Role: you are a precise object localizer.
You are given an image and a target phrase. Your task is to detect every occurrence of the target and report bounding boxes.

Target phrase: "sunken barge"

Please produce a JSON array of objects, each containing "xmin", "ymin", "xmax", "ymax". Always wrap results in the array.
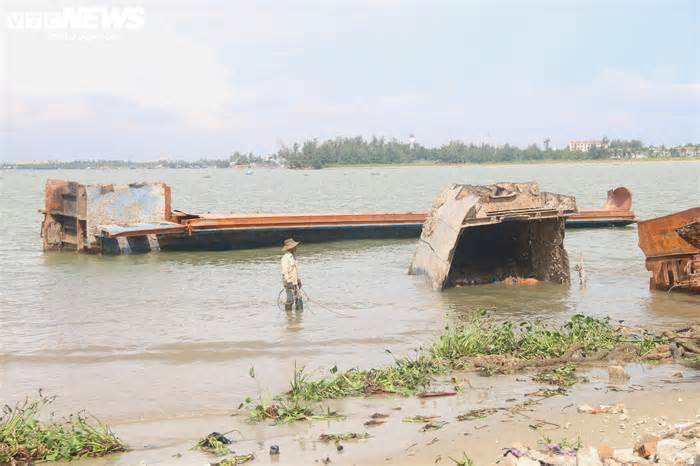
[
  {"xmin": 40, "ymin": 179, "xmax": 424, "ymax": 254},
  {"xmin": 40, "ymin": 179, "xmax": 637, "ymax": 255}
]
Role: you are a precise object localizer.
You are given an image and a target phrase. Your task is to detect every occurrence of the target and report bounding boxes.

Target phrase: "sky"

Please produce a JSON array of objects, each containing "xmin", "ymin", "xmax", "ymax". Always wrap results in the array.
[{"xmin": 1, "ymin": 0, "xmax": 698, "ymax": 161}]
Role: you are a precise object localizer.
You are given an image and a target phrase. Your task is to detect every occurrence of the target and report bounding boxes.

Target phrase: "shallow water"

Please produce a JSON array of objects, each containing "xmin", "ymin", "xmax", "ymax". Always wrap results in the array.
[{"xmin": 0, "ymin": 162, "xmax": 698, "ymax": 422}]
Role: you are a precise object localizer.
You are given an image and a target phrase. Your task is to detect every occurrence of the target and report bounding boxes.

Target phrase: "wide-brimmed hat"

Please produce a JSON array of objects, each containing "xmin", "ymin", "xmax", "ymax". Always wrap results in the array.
[{"xmin": 281, "ymin": 238, "xmax": 300, "ymax": 251}]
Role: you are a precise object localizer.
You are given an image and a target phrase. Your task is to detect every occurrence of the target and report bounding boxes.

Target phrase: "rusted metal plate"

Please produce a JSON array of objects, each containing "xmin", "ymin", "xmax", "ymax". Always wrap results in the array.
[
  {"xmin": 637, "ymin": 208, "xmax": 700, "ymax": 292},
  {"xmin": 84, "ymin": 182, "xmax": 171, "ymax": 248},
  {"xmin": 183, "ymin": 212, "xmax": 426, "ymax": 230},
  {"xmin": 42, "ymin": 180, "xmax": 171, "ymax": 251},
  {"xmin": 408, "ymin": 185, "xmax": 480, "ymax": 289},
  {"xmin": 100, "ymin": 222, "xmax": 186, "ymax": 238},
  {"xmin": 677, "ymin": 221, "xmax": 700, "ymax": 249},
  {"xmin": 604, "ymin": 187, "xmax": 632, "ymax": 211},
  {"xmin": 638, "ymin": 208, "xmax": 700, "ymax": 258},
  {"xmin": 569, "ymin": 187, "xmax": 636, "ymax": 225},
  {"xmin": 409, "ymin": 182, "xmax": 576, "ymax": 290}
]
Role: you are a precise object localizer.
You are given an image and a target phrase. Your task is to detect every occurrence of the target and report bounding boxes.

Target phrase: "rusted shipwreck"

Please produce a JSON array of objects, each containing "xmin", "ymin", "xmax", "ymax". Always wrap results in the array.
[
  {"xmin": 408, "ymin": 182, "xmax": 577, "ymax": 290},
  {"xmin": 567, "ymin": 187, "xmax": 636, "ymax": 227},
  {"xmin": 40, "ymin": 179, "xmax": 424, "ymax": 254},
  {"xmin": 637, "ymin": 208, "xmax": 700, "ymax": 293}
]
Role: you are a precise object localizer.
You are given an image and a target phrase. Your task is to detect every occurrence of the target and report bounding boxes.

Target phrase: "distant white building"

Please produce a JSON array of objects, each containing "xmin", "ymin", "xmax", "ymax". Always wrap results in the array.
[{"xmin": 569, "ymin": 139, "xmax": 609, "ymax": 152}]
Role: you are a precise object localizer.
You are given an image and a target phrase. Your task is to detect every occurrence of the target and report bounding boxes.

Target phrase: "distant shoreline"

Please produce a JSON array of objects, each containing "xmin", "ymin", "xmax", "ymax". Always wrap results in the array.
[
  {"xmin": 1, "ymin": 156, "xmax": 697, "ymax": 170},
  {"xmin": 321, "ymin": 156, "xmax": 698, "ymax": 169}
]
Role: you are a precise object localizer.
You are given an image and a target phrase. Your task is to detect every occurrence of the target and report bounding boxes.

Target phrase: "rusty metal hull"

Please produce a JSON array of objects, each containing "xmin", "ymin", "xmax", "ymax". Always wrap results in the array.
[
  {"xmin": 409, "ymin": 182, "xmax": 577, "ymax": 290},
  {"xmin": 98, "ymin": 212, "xmax": 425, "ymax": 254},
  {"xmin": 566, "ymin": 215, "xmax": 636, "ymax": 228},
  {"xmin": 566, "ymin": 187, "xmax": 636, "ymax": 228},
  {"xmin": 41, "ymin": 180, "xmax": 638, "ymax": 256},
  {"xmin": 637, "ymin": 208, "xmax": 700, "ymax": 293},
  {"xmin": 155, "ymin": 223, "xmax": 422, "ymax": 252},
  {"xmin": 41, "ymin": 179, "xmax": 171, "ymax": 253}
]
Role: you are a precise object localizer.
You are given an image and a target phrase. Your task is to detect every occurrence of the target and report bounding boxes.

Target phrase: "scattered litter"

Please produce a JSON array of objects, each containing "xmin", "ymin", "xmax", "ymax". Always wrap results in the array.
[
  {"xmin": 318, "ymin": 432, "xmax": 370, "ymax": 442},
  {"xmin": 210, "ymin": 453, "xmax": 254, "ymax": 466},
  {"xmin": 371, "ymin": 412, "xmax": 389, "ymax": 419},
  {"xmin": 577, "ymin": 403, "xmax": 626, "ymax": 414},
  {"xmin": 421, "ymin": 421, "xmax": 448, "ymax": 432},
  {"xmin": 526, "ymin": 387, "xmax": 568, "ymax": 398},
  {"xmin": 607, "ymin": 365, "xmax": 630, "ymax": 383},
  {"xmin": 403, "ymin": 415, "xmax": 440, "ymax": 423},
  {"xmin": 457, "ymin": 408, "xmax": 500, "ymax": 421},
  {"xmin": 364, "ymin": 419, "xmax": 386, "ymax": 427},
  {"xmin": 269, "ymin": 445, "xmax": 280, "ymax": 455},
  {"xmin": 417, "ymin": 391, "xmax": 457, "ymax": 398}
]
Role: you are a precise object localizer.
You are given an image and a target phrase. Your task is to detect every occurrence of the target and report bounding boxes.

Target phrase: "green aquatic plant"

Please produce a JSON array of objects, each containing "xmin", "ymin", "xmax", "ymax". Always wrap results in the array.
[
  {"xmin": 532, "ymin": 364, "xmax": 579, "ymax": 387},
  {"xmin": 456, "ymin": 408, "xmax": 500, "ymax": 421},
  {"xmin": 246, "ymin": 398, "xmax": 343, "ymax": 424},
  {"xmin": 682, "ymin": 355, "xmax": 700, "ymax": 369},
  {"xmin": 0, "ymin": 392, "xmax": 125, "ymax": 464},
  {"xmin": 193, "ymin": 432, "xmax": 235, "ymax": 457},
  {"xmin": 318, "ymin": 432, "xmax": 370, "ymax": 442},
  {"xmin": 637, "ymin": 336, "xmax": 667, "ymax": 354},
  {"xmin": 449, "ymin": 452, "xmax": 475, "ymax": 466},
  {"xmin": 287, "ymin": 353, "xmax": 443, "ymax": 401},
  {"xmin": 431, "ymin": 314, "xmax": 622, "ymax": 365},
  {"xmin": 242, "ymin": 314, "xmax": 668, "ymax": 424},
  {"xmin": 211, "ymin": 453, "xmax": 255, "ymax": 465}
]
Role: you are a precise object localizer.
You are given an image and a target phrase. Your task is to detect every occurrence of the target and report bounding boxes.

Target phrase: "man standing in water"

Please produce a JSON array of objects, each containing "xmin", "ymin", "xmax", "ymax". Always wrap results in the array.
[{"xmin": 281, "ymin": 238, "xmax": 303, "ymax": 311}]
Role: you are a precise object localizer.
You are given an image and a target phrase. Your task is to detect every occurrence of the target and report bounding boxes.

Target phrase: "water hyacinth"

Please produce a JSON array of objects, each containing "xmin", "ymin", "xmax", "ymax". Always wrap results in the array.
[{"xmin": 0, "ymin": 392, "xmax": 125, "ymax": 464}]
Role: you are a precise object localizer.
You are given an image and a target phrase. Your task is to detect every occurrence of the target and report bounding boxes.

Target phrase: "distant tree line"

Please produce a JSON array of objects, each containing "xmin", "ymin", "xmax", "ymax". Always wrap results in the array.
[
  {"xmin": 276, "ymin": 137, "xmax": 692, "ymax": 168},
  {"xmin": 2, "ymin": 138, "xmax": 697, "ymax": 170}
]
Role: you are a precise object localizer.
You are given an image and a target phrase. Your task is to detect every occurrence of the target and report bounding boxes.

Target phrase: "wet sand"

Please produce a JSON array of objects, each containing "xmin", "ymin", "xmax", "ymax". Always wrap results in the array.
[{"xmin": 70, "ymin": 362, "xmax": 700, "ymax": 466}]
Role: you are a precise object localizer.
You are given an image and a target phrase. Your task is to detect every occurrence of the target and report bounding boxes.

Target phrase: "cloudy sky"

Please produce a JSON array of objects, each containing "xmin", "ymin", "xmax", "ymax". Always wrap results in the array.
[{"xmin": 1, "ymin": 0, "xmax": 698, "ymax": 161}]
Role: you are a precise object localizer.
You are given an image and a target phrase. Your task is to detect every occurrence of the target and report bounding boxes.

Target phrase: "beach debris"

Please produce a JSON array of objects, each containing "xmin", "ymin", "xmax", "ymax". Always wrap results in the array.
[
  {"xmin": 403, "ymin": 415, "xmax": 440, "ymax": 423},
  {"xmin": 409, "ymin": 182, "xmax": 576, "ymax": 290},
  {"xmin": 526, "ymin": 387, "xmax": 568, "ymax": 398},
  {"xmin": 318, "ymin": 432, "xmax": 370, "ymax": 442},
  {"xmin": 364, "ymin": 419, "xmax": 386, "ymax": 427},
  {"xmin": 634, "ymin": 437, "xmax": 658, "ymax": 459},
  {"xmin": 577, "ymin": 403, "xmax": 626, "ymax": 415},
  {"xmin": 575, "ymin": 447, "xmax": 601, "ymax": 466},
  {"xmin": 370, "ymin": 412, "xmax": 389, "ymax": 418},
  {"xmin": 456, "ymin": 408, "xmax": 500, "ymax": 421},
  {"xmin": 210, "ymin": 454, "xmax": 254, "ymax": 466},
  {"xmin": 417, "ymin": 391, "xmax": 457, "ymax": 398},
  {"xmin": 421, "ymin": 421, "xmax": 448, "ymax": 432},
  {"xmin": 195, "ymin": 432, "xmax": 234, "ymax": 456},
  {"xmin": 655, "ymin": 438, "xmax": 695, "ymax": 464},
  {"xmin": 500, "ymin": 421, "xmax": 700, "ymax": 465},
  {"xmin": 533, "ymin": 364, "xmax": 581, "ymax": 387},
  {"xmin": 336, "ymin": 444, "xmax": 343, "ymax": 451},
  {"xmin": 269, "ymin": 444, "xmax": 280, "ymax": 455},
  {"xmin": 642, "ymin": 344, "xmax": 673, "ymax": 360},
  {"xmin": 607, "ymin": 365, "xmax": 630, "ymax": 383},
  {"xmin": 611, "ymin": 448, "xmax": 645, "ymax": 464}
]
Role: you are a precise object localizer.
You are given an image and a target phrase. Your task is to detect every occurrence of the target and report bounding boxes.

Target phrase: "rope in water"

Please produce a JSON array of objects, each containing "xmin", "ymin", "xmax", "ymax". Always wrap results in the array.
[{"xmin": 276, "ymin": 287, "xmax": 353, "ymax": 318}]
